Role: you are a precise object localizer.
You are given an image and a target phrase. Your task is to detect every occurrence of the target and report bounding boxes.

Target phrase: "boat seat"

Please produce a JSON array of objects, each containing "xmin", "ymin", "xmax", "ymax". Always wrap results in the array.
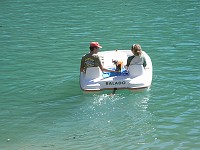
[
  {"xmin": 85, "ymin": 67, "xmax": 102, "ymax": 80},
  {"xmin": 129, "ymin": 65, "xmax": 145, "ymax": 78}
]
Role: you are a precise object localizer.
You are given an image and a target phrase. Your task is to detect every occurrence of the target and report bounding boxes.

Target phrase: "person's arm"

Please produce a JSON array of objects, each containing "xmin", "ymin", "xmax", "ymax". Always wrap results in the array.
[
  {"xmin": 80, "ymin": 57, "xmax": 86, "ymax": 73},
  {"xmin": 143, "ymin": 57, "xmax": 147, "ymax": 68},
  {"xmin": 124, "ymin": 65, "xmax": 128, "ymax": 70},
  {"xmin": 100, "ymin": 66, "xmax": 117, "ymax": 72},
  {"xmin": 142, "ymin": 56, "xmax": 149, "ymax": 69},
  {"xmin": 125, "ymin": 57, "xmax": 131, "ymax": 70},
  {"xmin": 80, "ymin": 67, "xmax": 85, "ymax": 73},
  {"xmin": 95, "ymin": 56, "xmax": 117, "ymax": 72}
]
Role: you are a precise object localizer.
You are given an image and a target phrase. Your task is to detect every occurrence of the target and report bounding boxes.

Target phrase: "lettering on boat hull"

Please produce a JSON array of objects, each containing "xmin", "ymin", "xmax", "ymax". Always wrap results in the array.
[{"xmin": 105, "ymin": 81, "xmax": 126, "ymax": 86}]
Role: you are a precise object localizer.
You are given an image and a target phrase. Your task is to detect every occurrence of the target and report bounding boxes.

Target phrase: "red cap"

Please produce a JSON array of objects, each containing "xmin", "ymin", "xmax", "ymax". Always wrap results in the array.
[{"xmin": 90, "ymin": 42, "xmax": 102, "ymax": 48}]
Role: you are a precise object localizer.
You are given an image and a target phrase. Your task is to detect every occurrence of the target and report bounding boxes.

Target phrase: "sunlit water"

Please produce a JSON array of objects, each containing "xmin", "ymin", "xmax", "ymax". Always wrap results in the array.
[{"xmin": 0, "ymin": 0, "xmax": 200, "ymax": 149}]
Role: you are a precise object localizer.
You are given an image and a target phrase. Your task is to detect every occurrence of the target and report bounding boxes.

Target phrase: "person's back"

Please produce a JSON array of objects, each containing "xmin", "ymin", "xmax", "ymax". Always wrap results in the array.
[
  {"xmin": 129, "ymin": 54, "xmax": 145, "ymax": 66},
  {"xmin": 126, "ymin": 44, "xmax": 147, "ymax": 68},
  {"xmin": 81, "ymin": 53, "xmax": 101, "ymax": 69},
  {"xmin": 80, "ymin": 42, "xmax": 117, "ymax": 73}
]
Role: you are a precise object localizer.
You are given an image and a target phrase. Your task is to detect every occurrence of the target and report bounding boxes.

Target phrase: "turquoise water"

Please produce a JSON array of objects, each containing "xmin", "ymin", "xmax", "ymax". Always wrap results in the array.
[{"xmin": 0, "ymin": 0, "xmax": 200, "ymax": 149}]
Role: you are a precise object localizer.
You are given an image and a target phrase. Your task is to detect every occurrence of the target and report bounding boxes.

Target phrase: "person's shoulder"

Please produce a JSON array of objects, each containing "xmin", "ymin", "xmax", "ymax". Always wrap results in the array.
[
  {"xmin": 92, "ymin": 54, "xmax": 100, "ymax": 58},
  {"xmin": 82, "ymin": 53, "xmax": 90, "ymax": 58},
  {"xmin": 141, "ymin": 53, "xmax": 145, "ymax": 58},
  {"xmin": 128, "ymin": 55, "xmax": 135, "ymax": 59},
  {"xmin": 141, "ymin": 51, "xmax": 145, "ymax": 56}
]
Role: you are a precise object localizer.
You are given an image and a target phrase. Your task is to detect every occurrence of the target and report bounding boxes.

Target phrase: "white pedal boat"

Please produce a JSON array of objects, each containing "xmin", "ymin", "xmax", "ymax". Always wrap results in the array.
[{"xmin": 80, "ymin": 50, "xmax": 152, "ymax": 91}]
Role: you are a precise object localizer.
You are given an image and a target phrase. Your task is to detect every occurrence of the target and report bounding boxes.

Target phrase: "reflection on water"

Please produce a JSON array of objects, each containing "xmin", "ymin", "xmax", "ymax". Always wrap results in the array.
[
  {"xmin": 93, "ymin": 93, "xmax": 125, "ymax": 105},
  {"xmin": 67, "ymin": 91, "xmax": 156, "ymax": 149},
  {"xmin": 137, "ymin": 95, "xmax": 150, "ymax": 111}
]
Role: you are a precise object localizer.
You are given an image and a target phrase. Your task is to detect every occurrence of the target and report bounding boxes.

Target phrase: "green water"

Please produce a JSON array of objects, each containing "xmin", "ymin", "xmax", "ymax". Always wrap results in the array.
[{"xmin": 0, "ymin": 0, "xmax": 200, "ymax": 149}]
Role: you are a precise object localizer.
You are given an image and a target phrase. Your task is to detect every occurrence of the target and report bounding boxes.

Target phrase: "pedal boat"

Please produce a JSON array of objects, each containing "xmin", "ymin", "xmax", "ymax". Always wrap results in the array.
[{"xmin": 80, "ymin": 50, "xmax": 152, "ymax": 91}]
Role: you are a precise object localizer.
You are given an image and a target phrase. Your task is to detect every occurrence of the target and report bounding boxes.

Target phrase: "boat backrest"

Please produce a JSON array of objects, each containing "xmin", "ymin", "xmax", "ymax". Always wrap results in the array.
[
  {"xmin": 85, "ymin": 67, "xmax": 102, "ymax": 80},
  {"xmin": 129, "ymin": 65, "xmax": 145, "ymax": 78}
]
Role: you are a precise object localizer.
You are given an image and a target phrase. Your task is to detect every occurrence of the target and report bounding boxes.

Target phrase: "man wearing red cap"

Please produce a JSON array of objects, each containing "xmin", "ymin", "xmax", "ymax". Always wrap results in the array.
[{"xmin": 80, "ymin": 42, "xmax": 116, "ymax": 73}]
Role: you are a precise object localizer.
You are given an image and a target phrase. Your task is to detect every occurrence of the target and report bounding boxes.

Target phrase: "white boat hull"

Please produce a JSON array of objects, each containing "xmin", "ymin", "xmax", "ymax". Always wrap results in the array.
[{"xmin": 80, "ymin": 50, "xmax": 152, "ymax": 91}]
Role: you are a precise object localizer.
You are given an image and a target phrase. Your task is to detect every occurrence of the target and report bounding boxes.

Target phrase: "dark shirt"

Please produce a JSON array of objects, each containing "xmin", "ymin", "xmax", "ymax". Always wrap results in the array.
[{"xmin": 80, "ymin": 53, "xmax": 102, "ymax": 71}]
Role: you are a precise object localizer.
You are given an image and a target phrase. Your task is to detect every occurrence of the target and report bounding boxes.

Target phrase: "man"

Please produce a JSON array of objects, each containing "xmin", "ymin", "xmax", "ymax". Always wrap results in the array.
[{"xmin": 80, "ymin": 42, "xmax": 116, "ymax": 73}]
